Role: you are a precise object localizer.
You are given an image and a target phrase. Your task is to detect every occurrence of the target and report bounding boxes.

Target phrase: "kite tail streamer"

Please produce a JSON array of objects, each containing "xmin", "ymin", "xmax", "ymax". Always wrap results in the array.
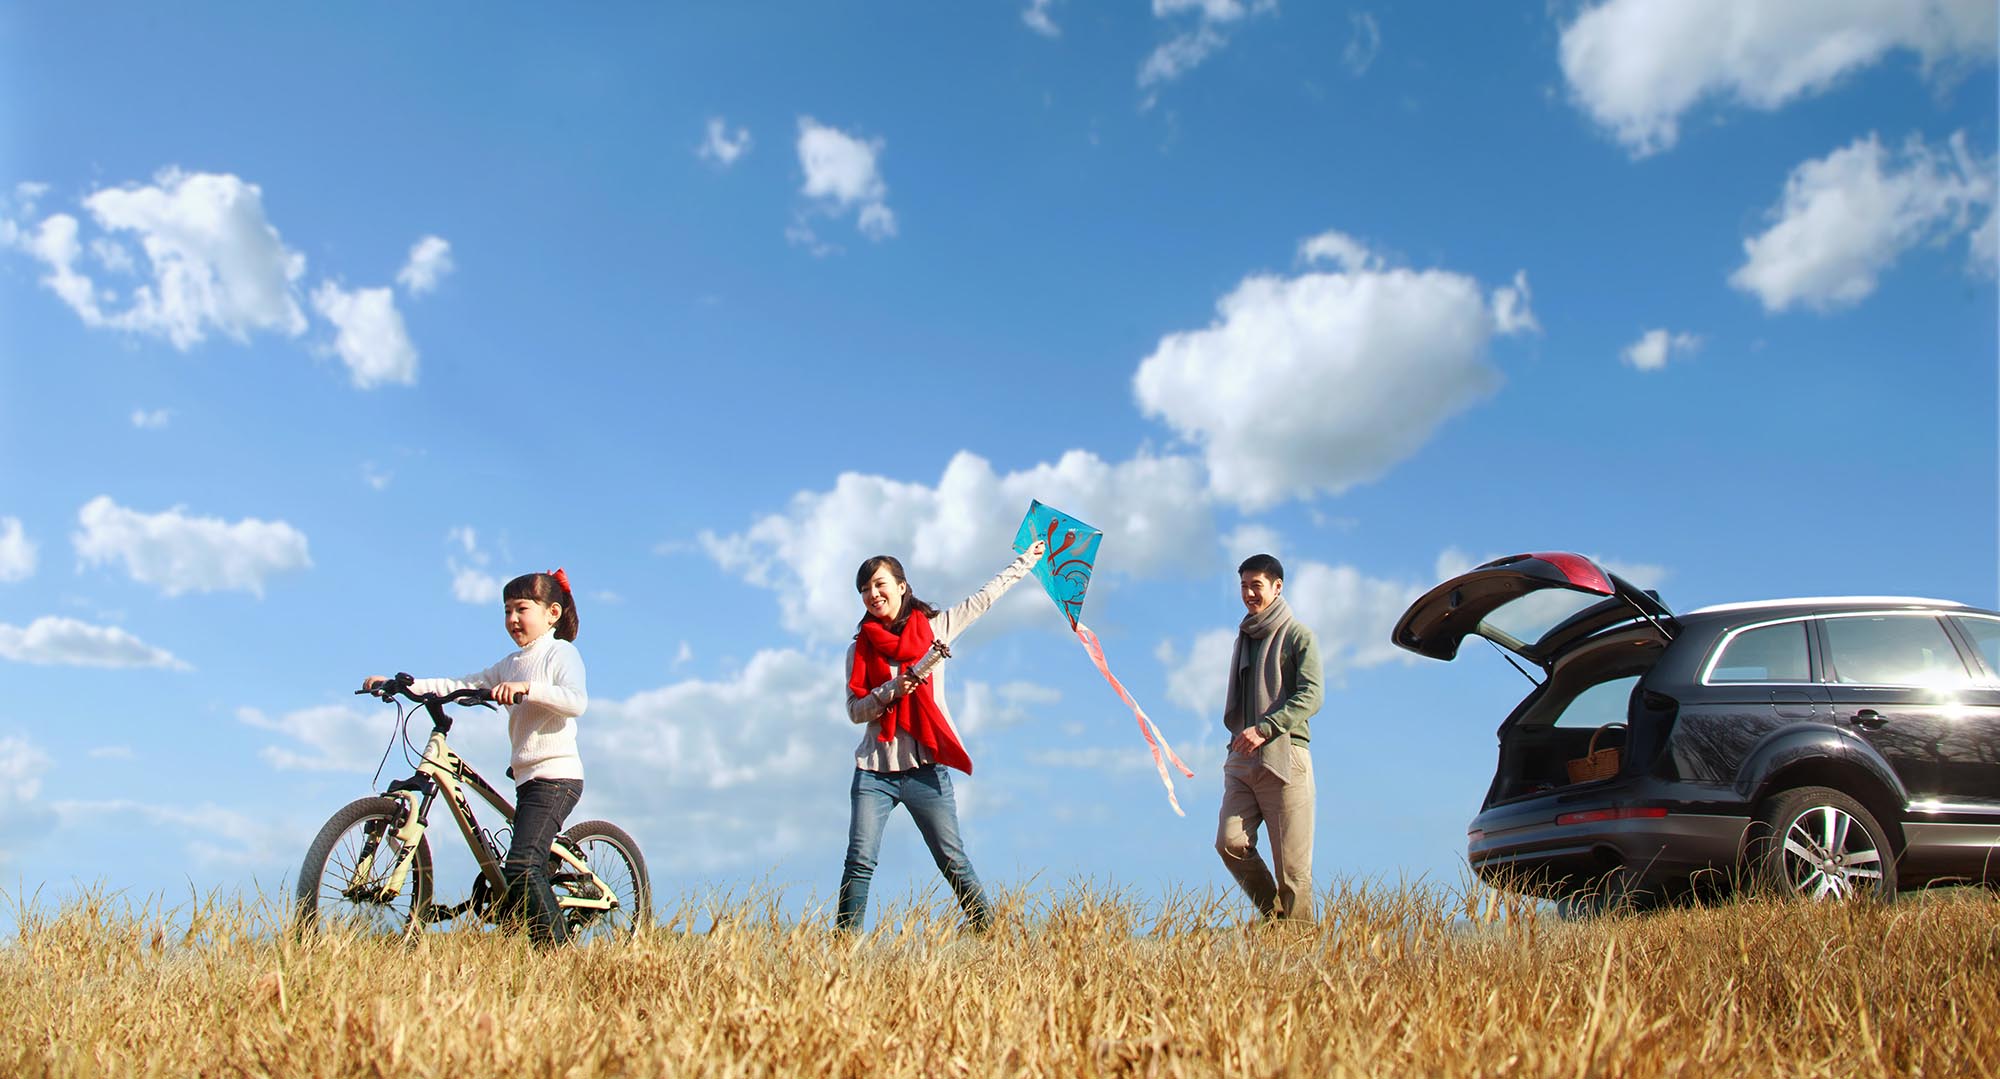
[{"xmin": 1074, "ymin": 621, "xmax": 1194, "ymax": 816}]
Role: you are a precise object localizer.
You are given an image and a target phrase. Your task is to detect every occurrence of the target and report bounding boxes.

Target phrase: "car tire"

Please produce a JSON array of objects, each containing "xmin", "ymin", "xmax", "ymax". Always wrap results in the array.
[{"xmin": 1748, "ymin": 785, "xmax": 1898, "ymax": 902}]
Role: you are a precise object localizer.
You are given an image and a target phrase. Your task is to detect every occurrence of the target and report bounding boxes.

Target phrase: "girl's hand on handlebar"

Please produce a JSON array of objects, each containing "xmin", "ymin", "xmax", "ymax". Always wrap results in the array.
[
  {"xmin": 362, "ymin": 675, "xmax": 388, "ymax": 692},
  {"xmin": 490, "ymin": 681, "xmax": 531, "ymax": 705}
]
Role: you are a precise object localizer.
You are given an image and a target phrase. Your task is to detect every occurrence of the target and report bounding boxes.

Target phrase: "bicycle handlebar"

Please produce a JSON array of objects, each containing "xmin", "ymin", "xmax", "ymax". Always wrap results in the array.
[{"xmin": 354, "ymin": 674, "xmax": 516, "ymax": 708}]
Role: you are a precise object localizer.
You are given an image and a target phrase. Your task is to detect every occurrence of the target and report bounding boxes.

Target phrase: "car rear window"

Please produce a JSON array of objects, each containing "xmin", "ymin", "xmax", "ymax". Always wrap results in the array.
[
  {"xmin": 1950, "ymin": 616, "xmax": 2000, "ymax": 678},
  {"xmin": 1475, "ymin": 590, "xmax": 1606, "ymax": 651},
  {"xmin": 1823, "ymin": 614, "xmax": 1972, "ymax": 687},
  {"xmin": 1709, "ymin": 621, "xmax": 1810, "ymax": 683}
]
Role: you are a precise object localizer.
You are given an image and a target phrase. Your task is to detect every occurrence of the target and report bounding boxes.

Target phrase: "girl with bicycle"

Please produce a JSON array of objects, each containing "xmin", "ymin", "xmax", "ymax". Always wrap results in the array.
[
  {"xmin": 837, "ymin": 539, "xmax": 1043, "ymax": 932},
  {"xmin": 364, "ymin": 569, "xmax": 586, "ymax": 946}
]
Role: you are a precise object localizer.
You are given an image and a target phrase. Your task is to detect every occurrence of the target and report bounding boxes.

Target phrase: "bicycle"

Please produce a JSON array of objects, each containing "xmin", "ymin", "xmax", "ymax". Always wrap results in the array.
[{"xmin": 294, "ymin": 673, "xmax": 650, "ymax": 944}]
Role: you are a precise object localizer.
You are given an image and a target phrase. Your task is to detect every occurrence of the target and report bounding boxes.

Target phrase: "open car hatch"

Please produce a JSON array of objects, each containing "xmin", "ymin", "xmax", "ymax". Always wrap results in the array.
[{"xmin": 1392, "ymin": 552, "xmax": 1675, "ymax": 668}]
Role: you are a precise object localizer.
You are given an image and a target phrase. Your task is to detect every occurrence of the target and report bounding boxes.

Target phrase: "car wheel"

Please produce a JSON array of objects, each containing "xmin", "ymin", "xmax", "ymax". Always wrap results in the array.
[{"xmin": 1749, "ymin": 785, "xmax": 1898, "ymax": 902}]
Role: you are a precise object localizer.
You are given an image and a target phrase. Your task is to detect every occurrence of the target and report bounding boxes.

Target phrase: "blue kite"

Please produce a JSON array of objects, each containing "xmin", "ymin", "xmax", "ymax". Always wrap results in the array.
[{"xmin": 1014, "ymin": 500, "xmax": 1194, "ymax": 814}]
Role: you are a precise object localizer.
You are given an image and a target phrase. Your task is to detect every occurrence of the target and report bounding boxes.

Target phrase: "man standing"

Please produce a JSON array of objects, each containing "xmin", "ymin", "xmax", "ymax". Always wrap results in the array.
[{"xmin": 1215, "ymin": 553, "xmax": 1323, "ymax": 920}]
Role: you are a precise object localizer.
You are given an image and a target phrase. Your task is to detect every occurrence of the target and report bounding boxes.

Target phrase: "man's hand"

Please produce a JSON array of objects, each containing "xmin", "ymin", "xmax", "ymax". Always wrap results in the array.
[{"xmin": 1230, "ymin": 725, "xmax": 1269, "ymax": 755}]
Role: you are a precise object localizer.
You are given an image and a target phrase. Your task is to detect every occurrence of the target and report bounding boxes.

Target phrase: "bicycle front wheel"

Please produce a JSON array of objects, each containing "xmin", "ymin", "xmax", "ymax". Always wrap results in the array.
[
  {"xmin": 296, "ymin": 796, "xmax": 433, "ymax": 938},
  {"xmin": 555, "ymin": 819, "xmax": 650, "ymax": 944}
]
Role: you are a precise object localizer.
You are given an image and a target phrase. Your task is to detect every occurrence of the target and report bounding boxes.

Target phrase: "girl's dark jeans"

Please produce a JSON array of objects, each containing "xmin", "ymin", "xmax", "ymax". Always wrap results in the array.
[{"xmin": 503, "ymin": 777, "xmax": 583, "ymax": 947}]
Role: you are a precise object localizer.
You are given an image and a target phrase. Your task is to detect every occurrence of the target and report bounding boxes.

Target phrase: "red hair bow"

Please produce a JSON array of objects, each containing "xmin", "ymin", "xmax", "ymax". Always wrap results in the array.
[{"xmin": 551, "ymin": 567, "xmax": 571, "ymax": 594}]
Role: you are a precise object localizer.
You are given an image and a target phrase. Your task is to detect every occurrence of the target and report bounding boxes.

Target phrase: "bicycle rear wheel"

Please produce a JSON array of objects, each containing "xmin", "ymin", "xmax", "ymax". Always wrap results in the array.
[
  {"xmin": 296, "ymin": 796, "xmax": 433, "ymax": 937},
  {"xmin": 554, "ymin": 819, "xmax": 650, "ymax": 944}
]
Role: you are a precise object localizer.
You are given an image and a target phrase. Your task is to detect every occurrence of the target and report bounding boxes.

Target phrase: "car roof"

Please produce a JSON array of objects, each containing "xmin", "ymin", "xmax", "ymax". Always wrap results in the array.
[{"xmin": 1682, "ymin": 596, "xmax": 1990, "ymax": 619}]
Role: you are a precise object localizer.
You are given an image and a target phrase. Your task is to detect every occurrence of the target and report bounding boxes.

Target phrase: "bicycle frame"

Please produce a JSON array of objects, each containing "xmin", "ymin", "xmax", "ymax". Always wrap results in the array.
[{"xmin": 351, "ymin": 700, "xmax": 615, "ymax": 921}]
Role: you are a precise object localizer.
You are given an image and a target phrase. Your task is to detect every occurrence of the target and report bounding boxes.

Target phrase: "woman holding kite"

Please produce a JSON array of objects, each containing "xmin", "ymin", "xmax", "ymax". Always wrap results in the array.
[{"xmin": 836, "ymin": 539, "xmax": 1043, "ymax": 932}]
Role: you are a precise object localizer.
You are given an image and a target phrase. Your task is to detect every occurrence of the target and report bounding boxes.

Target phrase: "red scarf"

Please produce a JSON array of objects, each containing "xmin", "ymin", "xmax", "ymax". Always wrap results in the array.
[{"xmin": 850, "ymin": 613, "xmax": 972, "ymax": 774}]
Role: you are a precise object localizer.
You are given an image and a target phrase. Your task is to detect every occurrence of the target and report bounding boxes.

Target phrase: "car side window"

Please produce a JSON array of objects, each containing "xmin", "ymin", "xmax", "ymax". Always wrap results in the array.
[
  {"xmin": 1950, "ymin": 617, "xmax": 2000, "ymax": 679},
  {"xmin": 1708, "ymin": 622, "xmax": 1810, "ymax": 683},
  {"xmin": 1822, "ymin": 615, "xmax": 1971, "ymax": 687},
  {"xmin": 1551, "ymin": 675, "xmax": 1641, "ymax": 729}
]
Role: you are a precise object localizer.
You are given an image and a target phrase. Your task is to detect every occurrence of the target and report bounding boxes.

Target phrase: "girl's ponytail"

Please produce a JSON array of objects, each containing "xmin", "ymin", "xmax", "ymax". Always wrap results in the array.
[{"xmin": 504, "ymin": 569, "xmax": 580, "ymax": 642}]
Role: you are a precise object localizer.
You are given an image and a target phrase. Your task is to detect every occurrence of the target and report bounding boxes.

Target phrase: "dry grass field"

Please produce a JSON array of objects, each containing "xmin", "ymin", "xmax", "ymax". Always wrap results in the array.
[{"xmin": 4, "ymin": 882, "xmax": 1995, "ymax": 1078}]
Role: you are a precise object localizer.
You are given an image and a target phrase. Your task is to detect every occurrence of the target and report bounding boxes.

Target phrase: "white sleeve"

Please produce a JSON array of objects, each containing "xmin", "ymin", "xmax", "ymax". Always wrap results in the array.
[
  {"xmin": 530, "ymin": 644, "xmax": 588, "ymax": 718},
  {"xmin": 934, "ymin": 548, "xmax": 1037, "ymax": 645}
]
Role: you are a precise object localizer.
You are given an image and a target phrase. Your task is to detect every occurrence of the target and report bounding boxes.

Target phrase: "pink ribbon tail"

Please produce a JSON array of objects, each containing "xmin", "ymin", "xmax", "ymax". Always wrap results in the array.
[{"xmin": 1074, "ymin": 621, "xmax": 1194, "ymax": 816}]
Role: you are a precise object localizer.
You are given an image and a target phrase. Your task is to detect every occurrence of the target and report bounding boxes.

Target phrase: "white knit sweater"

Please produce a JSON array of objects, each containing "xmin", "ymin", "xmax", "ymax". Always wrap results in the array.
[{"xmin": 410, "ymin": 631, "xmax": 587, "ymax": 783}]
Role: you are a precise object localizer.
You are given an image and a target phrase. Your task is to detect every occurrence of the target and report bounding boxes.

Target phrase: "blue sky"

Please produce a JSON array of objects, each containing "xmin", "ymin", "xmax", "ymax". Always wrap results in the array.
[{"xmin": 1, "ymin": 2, "xmax": 1994, "ymax": 923}]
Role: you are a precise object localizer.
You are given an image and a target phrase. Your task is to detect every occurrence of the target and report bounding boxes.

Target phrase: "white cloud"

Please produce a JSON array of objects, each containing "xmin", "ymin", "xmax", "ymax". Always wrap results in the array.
[
  {"xmin": 702, "ymin": 448, "xmax": 1215, "ymax": 642},
  {"xmin": 52, "ymin": 798, "xmax": 290, "ymax": 867},
  {"xmin": 1282, "ymin": 560, "xmax": 1429, "ymax": 685},
  {"xmin": 88, "ymin": 745, "xmax": 135, "ymax": 760},
  {"xmin": 1622, "ymin": 328, "xmax": 1702, "ymax": 371},
  {"xmin": 452, "ymin": 567, "xmax": 502, "ymax": 605},
  {"xmin": 446, "ymin": 525, "xmax": 502, "ymax": 605},
  {"xmin": 0, "ymin": 736, "xmax": 51, "ymax": 802},
  {"xmin": 1023, "ymin": 0, "xmax": 1062, "ymax": 37},
  {"xmin": 699, "ymin": 118, "xmax": 753, "ymax": 166},
  {"xmin": 1133, "ymin": 233, "xmax": 1521, "ymax": 510},
  {"xmin": 90, "ymin": 236, "xmax": 136, "ymax": 274},
  {"xmin": 795, "ymin": 117, "xmax": 897, "ymax": 243},
  {"xmin": 13, "ymin": 169, "xmax": 309, "ymax": 347},
  {"xmin": 1154, "ymin": 0, "xmax": 1261, "ymax": 23},
  {"xmin": 583, "ymin": 649, "xmax": 856, "ymax": 872},
  {"xmin": 1973, "ymin": 206, "xmax": 2000, "ymax": 273},
  {"xmin": 0, "ymin": 517, "xmax": 36, "ymax": 582},
  {"xmin": 1221, "ymin": 524, "xmax": 1284, "ymax": 563},
  {"xmin": 73, "ymin": 496, "xmax": 310, "ymax": 598},
  {"xmin": 0, "ymin": 735, "xmax": 55, "ymax": 863},
  {"xmin": 1139, "ymin": 0, "xmax": 1276, "ymax": 99},
  {"xmin": 1343, "ymin": 12, "xmax": 1382, "ymax": 76},
  {"xmin": 955, "ymin": 680, "xmax": 1062, "ymax": 737},
  {"xmin": 1490, "ymin": 270, "xmax": 1541, "ymax": 335},
  {"xmin": 0, "ymin": 616, "xmax": 188, "ymax": 669},
  {"xmin": 1023, "ymin": 746, "xmax": 1159, "ymax": 773},
  {"xmin": 1298, "ymin": 229, "xmax": 1382, "ymax": 273},
  {"xmin": 1731, "ymin": 131, "xmax": 1995, "ymax": 312},
  {"xmin": 1140, "ymin": 25, "xmax": 1228, "ymax": 91},
  {"xmin": 396, "ymin": 235, "xmax": 454, "ymax": 296},
  {"xmin": 311, "ymin": 280, "xmax": 418, "ymax": 388},
  {"xmin": 1158, "ymin": 627, "xmax": 1237, "ymax": 718},
  {"xmin": 130, "ymin": 408, "xmax": 171, "ymax": 429},
  {"xmin": 239, "ymin": 704, "xmax": 392, "ymax": 773},
  {"xmin": 1158, "ymin": 556, "xmax": 1432, "ymax": 719},
  {"xmin": 14, "ymin": 213, "xmax": 103, "ymax": 324},
  {"xmin": 1559, "ymin": 0, "xmax": 1997, "ymax": 156},
  {"xmin": 363, "ymin": 463, "xmax": 393, "ymax": 491}
]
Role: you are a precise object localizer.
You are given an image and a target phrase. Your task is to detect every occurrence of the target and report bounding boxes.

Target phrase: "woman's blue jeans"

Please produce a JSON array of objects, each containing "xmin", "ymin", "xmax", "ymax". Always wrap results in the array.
[{"xmin": 836, "ymin": 766, "xmax": 990, "ymax": 931}]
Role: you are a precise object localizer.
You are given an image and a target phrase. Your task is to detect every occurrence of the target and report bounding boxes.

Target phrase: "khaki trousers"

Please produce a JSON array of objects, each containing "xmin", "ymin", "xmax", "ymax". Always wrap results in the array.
[{"xmin": 1215, "ymin": 741, "xmax": 1315, "ymax": 920}]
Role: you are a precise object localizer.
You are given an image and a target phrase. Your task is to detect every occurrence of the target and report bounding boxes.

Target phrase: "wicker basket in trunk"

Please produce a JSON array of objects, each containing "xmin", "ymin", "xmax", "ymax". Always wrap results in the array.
[{"xmin": 1565, "ymin": 722, "xmax": 1626, "ymax": 784}]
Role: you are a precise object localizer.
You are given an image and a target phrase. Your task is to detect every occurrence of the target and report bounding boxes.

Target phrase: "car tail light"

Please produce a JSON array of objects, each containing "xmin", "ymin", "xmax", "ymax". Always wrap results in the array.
[
  {"xmin": 1555, "ymin": 807, "xmax": 1669, "ymax": 826},
  {"xmin": 1527, "ymin": 551, "xmax": 1614, "ymax": 595}
]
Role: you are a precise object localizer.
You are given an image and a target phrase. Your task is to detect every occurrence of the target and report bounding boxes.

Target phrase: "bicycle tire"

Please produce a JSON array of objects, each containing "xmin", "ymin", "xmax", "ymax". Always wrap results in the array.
[
  {"xmin": 295, "ymin": 795, "xmax": 434, "ymax": 938},
  {"xmin": 555, "ymin": 819, "xmax": 650, "ymax": 944}
]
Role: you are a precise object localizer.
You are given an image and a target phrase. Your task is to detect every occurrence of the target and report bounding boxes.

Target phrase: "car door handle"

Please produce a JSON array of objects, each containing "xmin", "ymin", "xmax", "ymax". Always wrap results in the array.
[{"xmin": 1849, "ymin": 709, "xmax": 1888, "ymax": 729}]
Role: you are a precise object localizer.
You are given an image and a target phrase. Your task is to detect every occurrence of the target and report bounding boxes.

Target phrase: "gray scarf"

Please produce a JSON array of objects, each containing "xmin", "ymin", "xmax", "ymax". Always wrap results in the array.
[{"xmin": 1224, "ymin": 595, "xmax": 1296, "ymax": 781}]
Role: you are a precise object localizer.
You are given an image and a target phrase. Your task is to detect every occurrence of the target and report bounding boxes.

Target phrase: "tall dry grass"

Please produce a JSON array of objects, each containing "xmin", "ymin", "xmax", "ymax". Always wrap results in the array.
[{"xmin": 4, "ymin": 882, "xmax": 1995, "ymax": 1078}]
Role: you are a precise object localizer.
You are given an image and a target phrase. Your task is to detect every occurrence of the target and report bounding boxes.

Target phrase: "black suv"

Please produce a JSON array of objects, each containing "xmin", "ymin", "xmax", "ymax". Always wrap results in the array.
[{"xmin": 1393, "ymin": 552, "xmax": 2000, "ymax": 904}]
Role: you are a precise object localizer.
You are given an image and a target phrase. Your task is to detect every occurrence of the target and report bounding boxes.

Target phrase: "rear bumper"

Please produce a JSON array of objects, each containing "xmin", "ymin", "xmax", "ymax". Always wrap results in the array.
[{"xmin": 1469, "ymin": 794, "xmax": 1747, "ymax": 892}]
